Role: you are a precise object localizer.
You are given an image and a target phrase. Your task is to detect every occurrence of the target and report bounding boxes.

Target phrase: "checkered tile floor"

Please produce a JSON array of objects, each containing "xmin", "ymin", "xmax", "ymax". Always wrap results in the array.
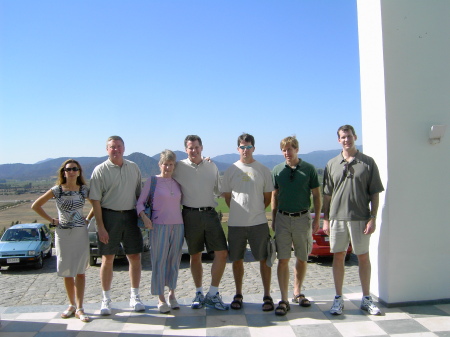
[{"xmin": 1, "ymin": 287, "xmax": 450, "ymax": 337}]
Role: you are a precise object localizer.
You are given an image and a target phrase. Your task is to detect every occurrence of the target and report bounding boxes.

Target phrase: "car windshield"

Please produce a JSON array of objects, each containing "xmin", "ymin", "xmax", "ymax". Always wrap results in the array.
[{"xmin": 1, "ymin": 228, "xmax": 41, "ymax": 241}]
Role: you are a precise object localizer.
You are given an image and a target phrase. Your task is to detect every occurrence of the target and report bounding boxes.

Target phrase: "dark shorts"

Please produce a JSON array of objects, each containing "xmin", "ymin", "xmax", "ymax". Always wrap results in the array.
[
  {"xmin": 228, "ymin": 223, "xmax": 270, "ymax": 262},
  {"xmin": 182, "ymin": 208, "xmax": 228, "ymax": 255},
  {"xmin": 98, "ymin": 208, "xmax": 143, "ymax": 255}
]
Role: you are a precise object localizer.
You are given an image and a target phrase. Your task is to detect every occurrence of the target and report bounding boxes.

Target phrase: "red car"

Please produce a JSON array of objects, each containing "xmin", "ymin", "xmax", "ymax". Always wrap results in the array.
[{"xmin": 308, "ymin": 213, "xmax": 352, "ymax": 261}]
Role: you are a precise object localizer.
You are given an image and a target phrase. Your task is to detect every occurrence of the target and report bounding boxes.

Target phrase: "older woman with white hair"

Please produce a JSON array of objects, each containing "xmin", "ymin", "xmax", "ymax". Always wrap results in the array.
[{"xmin": 136, "ymin": 149, "xmax": 184, "ymax": 313}]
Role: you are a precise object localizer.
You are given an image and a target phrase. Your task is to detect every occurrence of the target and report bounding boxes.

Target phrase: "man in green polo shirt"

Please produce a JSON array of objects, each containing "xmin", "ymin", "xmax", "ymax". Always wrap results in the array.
[{"xmin": 271, "ymin": 136, "xmax": 321, "ymax": 316}]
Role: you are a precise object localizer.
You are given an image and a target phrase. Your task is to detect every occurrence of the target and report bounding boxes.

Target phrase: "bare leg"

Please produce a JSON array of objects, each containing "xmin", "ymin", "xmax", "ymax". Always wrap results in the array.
[
  {"xmin": 277, "ymin": 258, "xmax": 290, "ymax": 301},
  {"xmin": 127, "ymin": 253, "xmax": 142, "ymax": 289},
  {"xmin": 232, "ymin": 260, "xmax": 244, "ymax": 295},
  {"xmin": 190, "ymin": 252, "xmax": 203, "ymax": 288},
  {"xmin": 169, "ymin": 289, "xmax": 176, "ymax": 300},
  {"xmin": 63, "ymin": 277, "xmax": 76, "ymax": 307},
  {"xmin": 293, "ymin": 258, "xmax": 308, "ymax": 296},
  {"xmin": 210, "ymin": 250, "xmax": 227, "ymax": 287},
  {"xmin": 357, "ymin": 252, "xmax": 371, "ymax": 296},
  {"xmin": 74, "ymin": 274, "xmax": 86, "ymax": 309},
  {"xmin": 260, "ymin": 260, "xmax": 272, "ymax": 297},
  {"xmin": 332, "ymin": 251, "xmax": 347, "ymax": 295},
  {"xmin": 100, "ymin": 255, "xmax": 115, "ymax": 291}
]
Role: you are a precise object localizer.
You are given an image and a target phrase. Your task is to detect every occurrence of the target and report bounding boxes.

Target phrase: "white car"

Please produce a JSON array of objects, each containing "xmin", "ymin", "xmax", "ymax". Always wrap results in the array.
[{"xmin": 181, "ymin": 238, "xmax": 213, "ymax": 259}]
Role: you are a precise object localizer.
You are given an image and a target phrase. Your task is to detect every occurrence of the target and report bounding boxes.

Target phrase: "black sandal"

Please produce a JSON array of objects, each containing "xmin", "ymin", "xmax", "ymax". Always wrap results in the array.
[
  {"xmin": 262, "ymin": 295, "xmax": 275, "ymax": 311},
  {"xmin": 294, "ymin": 294, "xmax": 311, "ymax": 307},
  {"xmin": 275, "ymin": 300, "xmax": 290, "ymax": 316},
  {"xmin": 231, "ymin": 294, "xmax": 243, "ymax": 310}
]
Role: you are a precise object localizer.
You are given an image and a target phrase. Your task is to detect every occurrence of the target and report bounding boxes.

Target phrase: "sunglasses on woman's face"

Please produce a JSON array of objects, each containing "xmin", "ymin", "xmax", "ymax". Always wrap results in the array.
[{"xmin": 64, "ymin": 167, "xmax": 80, "ymax": 172}]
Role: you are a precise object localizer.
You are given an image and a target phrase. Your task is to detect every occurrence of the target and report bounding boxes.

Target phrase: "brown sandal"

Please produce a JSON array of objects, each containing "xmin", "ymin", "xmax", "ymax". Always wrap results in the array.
[
  {"xmin": 275, "ymin": 300, "xmax": 290, "ymax": 316},
  {"xmin": 262, "ymin": 296, "xmax": 274, "ymax": 311},
  {"xmin": 231, "ymin": 294, "xmax": 243, "ymax": 310},
  {"xmin": 293, "ymin": 294, "xmax": 311, "ymax": 307}
]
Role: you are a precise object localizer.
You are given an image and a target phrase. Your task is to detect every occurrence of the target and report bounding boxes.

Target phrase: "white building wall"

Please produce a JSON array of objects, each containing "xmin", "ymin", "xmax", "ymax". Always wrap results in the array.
[{"xmin": 357, "ymin": 0, "xmax": 450, "ymax": 304}]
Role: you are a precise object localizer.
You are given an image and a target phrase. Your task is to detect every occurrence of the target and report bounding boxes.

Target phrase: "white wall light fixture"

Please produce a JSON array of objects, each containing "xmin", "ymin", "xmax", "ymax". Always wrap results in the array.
[{"xmin": 429, "ymin": 125, "xmax": 447, "ymax": 144}]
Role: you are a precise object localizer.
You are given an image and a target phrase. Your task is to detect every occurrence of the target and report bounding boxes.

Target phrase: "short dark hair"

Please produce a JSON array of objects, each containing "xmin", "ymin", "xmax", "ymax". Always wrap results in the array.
[
  {"xmin": 237, "ymin": 133, "xmax": 255, "ymax": 147},
  {"xmin": 184, "ymin": 135, "xmax": 202, "ymax": 148},
  {"xmin": 337, "ymin": 125, "xmax": 357, "ymax": 137}
]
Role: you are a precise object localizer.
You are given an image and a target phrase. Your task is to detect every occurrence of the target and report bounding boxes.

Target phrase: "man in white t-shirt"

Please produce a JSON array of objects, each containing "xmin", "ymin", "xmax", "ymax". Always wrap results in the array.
[{"xmin": 221, "ymin": 133, "xmax": 275, "ymax": 312}]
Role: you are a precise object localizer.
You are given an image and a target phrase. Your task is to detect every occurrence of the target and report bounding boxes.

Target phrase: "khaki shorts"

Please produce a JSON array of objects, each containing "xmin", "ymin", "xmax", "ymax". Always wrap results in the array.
[
  {"xmin": 330, "ymin": 220, "xmax": 370, "ymax": 255},
  {"xmin": 275, "ymin": 212, "xmax": 312, "ymax": 261},
  {"xmin": 228, "ymin": 223, "xmax": 270, "ymax": 262},
  {"xmin": 182, "ymin": 208, "xmax": 228, "ymax": 255}
]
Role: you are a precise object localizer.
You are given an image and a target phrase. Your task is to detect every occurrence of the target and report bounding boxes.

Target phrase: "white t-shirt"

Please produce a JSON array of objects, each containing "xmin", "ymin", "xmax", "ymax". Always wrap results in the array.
[{"xmin": 221, "ymin": 160, "xmax": 274, "ymax": 227}]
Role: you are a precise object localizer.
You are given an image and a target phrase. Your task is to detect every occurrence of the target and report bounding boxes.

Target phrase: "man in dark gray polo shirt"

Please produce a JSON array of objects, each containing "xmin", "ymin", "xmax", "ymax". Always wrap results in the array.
[{"xmin": 322, "ymin": 125, "xmax": 384, "ymax": 316}]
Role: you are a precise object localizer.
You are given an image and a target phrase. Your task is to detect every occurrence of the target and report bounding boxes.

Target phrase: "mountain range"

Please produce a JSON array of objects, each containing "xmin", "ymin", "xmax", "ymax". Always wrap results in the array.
[{"xmin": 0, "ymin": 147, "xmax": 361, "ymax": 181}]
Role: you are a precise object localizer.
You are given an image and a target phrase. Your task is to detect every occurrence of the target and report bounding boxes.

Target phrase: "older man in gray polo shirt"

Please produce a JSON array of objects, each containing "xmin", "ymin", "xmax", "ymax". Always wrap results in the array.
[
  {"xmin": 90, "ymin": 135, "xmax": 144, "ymax": 315},
  {"xmin": 172, "ymin": 135, "xmax": 229, "ymax": 311},
  {"xmin": 322, "ymin": 125, "xmax": 384, "ymax": 316}
]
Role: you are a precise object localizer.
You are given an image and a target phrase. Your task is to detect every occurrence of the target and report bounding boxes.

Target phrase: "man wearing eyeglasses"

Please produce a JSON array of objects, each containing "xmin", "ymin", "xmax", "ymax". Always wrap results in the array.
[
  {"xmin": 90, "ymin": 135, "xmax": 145, "ymax": 315},
  {"xmin": 271, "ymin": 136, "xmax": 321, "ymax": 316},
  {"xmin": 322, "ymin": 125, "xmax": 384, "ymax": 316},
  {"xmin": 222, "ymin": 133, "xmax": 275, "ymax": 312}
]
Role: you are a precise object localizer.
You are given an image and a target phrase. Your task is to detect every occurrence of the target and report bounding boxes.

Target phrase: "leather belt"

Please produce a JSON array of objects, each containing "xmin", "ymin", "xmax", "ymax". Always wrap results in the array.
[
  {"xmin": 102, "ymin": 208, "xmax": 135, "ymax": 213},
  {"xmin": 183, "ymin": 206, "xmax": 214, "ymax": 212},
  {"xmin": 278, "ymin": 209, "xmax": 308, "ymax": 217}
]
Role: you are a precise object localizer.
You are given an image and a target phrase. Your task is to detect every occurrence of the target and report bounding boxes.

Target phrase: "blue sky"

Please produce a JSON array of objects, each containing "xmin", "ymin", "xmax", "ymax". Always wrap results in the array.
[{"xmin": 0, "ymin": 0, "xmax": 361, "ymax": 165}]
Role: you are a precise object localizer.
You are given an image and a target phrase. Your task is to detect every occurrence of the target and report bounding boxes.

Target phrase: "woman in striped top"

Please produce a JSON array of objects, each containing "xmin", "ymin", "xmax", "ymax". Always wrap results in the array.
[{"xmin": 32, "ymin": 159, "xmax": 93, "ymax": 322}]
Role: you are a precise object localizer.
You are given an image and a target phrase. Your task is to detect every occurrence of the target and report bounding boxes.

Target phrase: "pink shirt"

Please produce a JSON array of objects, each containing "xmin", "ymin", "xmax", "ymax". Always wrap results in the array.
[{"xmin": 136, "ymin": 176, "xmax": 183, "ymax": 225}]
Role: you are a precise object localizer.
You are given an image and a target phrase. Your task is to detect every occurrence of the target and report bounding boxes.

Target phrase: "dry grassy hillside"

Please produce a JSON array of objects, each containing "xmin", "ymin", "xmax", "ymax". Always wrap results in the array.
[{"xmin": 0, "ymin": 193, "xmax": 91, "ymax": 232}]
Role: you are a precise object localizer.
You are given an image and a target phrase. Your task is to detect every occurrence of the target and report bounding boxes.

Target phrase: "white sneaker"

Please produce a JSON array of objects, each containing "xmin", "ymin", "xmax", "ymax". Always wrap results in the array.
[
  {"xmin": 130, "ymin": 295, "xmax": 145, "ymax": 312},
  {"xmin": 361, "ymin": 296, "xmax": 381, "ymax": 315},
  {"xmin": 191, "ymin": 292, "xmax": 204, "ymax": 309},
  {"xmin": 204, "ymin": 292, "xmax": 229, "ymax": 311},
  {"xmin": 158, "ymin": 302, "xmax": 170, "ymax": 314},
  {"xmin": 100, "ymin": 299, "xmax": 112, "ymax": 316},
  {"xmin": 330, "ymin": 296, "xmax": 344, "ymax": 315}
]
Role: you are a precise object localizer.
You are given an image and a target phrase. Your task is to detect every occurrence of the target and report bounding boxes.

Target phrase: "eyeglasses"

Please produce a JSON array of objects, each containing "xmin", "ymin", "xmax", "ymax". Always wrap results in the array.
[
  {"xmin": 343, "ymin": 163, "xmax": 353, "ymax": 178},
  {"xmin": 239, "ymin": 145, "xmax": 253, "ymax": 150},
  {"xmin": 64, "ymin": 167, "xmax": 80, "ymax": 172}
]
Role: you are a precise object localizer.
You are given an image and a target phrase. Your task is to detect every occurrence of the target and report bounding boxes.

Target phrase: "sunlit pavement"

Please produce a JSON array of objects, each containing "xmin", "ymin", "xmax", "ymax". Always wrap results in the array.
[{"xmin": 2, "ymin": 287, "xmax": 450, "ymax": 337}]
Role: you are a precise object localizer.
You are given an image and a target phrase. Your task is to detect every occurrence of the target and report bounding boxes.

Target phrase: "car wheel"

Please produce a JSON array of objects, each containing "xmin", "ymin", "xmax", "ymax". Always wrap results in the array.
[
  {"xmin": 47, "ymin": 247, "xmax": 53, "ymax": 258},
  {"xmin": 89, "ymin": 256, "xmax": 97, "ymax": 266},
  {"xmin": 34, "ymin": 253, "xmax": 44, "ymax": 269},
  {"xmin": 205, "ymin": 251, "xmax": 215, "ymax": 260},
  {"xmin": 143, "ymin": 242, "xmax": 150, "ymax": 252}
]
